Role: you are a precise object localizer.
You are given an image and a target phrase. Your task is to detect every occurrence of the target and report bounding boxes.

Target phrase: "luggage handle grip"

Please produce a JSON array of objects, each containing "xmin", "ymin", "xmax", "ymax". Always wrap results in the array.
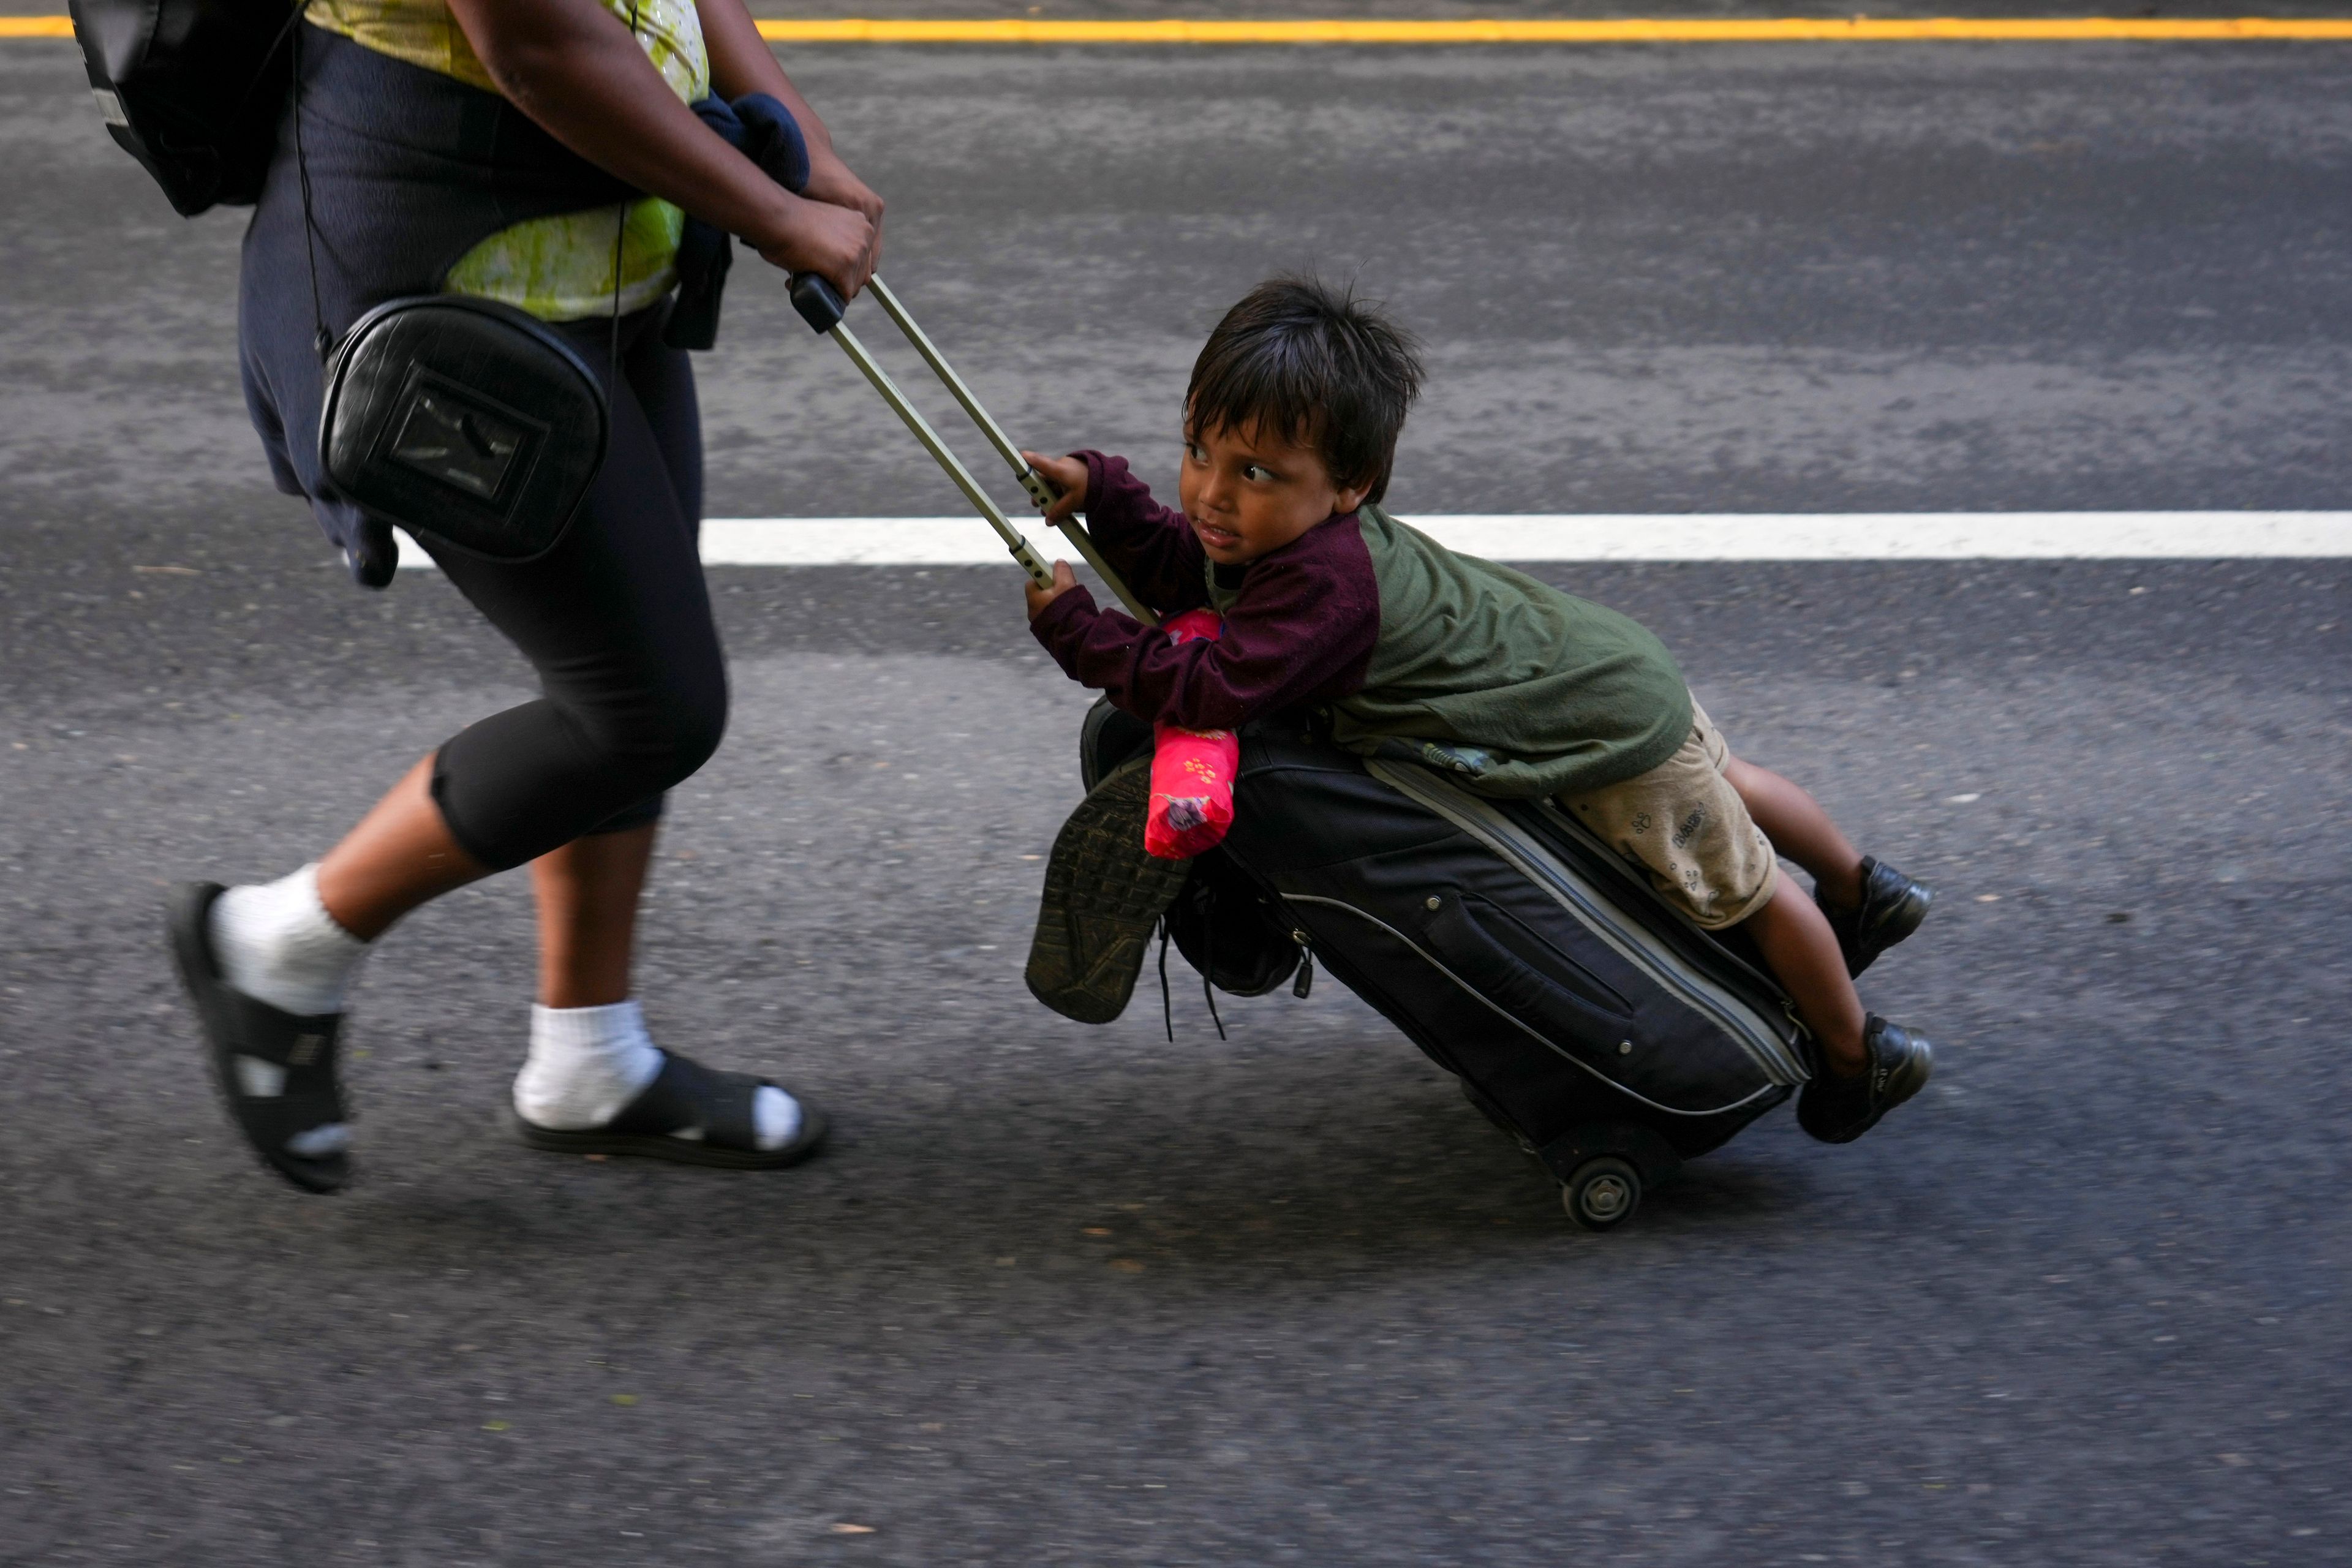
[{"xmin": 791, "ymin": 273, "xmax": 846, "ymax": 334}]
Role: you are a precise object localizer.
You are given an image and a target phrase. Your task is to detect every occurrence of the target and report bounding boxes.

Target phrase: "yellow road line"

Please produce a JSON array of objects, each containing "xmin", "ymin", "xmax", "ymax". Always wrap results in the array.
[
  {"xmin": 9, "ymin": 14, "xmax": 2352, "ymax": 44},
  {"xmin": 749, "ymin": 16, "xmax": 2352, "ymax": 42}
]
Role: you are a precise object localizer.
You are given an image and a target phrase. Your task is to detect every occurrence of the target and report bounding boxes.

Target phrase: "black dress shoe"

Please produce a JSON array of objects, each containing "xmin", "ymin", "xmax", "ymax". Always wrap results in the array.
[
  {"xmin": 1797, "ymin": 1014, "xmax": 1934, "ymax": 1144},
  {"xmin": 1817, "ymin": 856, "xmax": 1934, "ymax": 978}
]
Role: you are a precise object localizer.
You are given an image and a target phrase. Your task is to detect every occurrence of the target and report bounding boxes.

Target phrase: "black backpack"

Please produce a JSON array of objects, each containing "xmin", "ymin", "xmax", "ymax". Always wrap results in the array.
[{"xmin": 69, "ymin": 0, "xmax": 298, "ymax": 216}]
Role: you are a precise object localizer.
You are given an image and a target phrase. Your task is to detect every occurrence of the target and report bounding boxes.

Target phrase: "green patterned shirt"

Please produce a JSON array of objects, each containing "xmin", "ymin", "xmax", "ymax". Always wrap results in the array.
[{"xmin": 306, "ymin": 0, "xmax": 710, "ymax": 321}]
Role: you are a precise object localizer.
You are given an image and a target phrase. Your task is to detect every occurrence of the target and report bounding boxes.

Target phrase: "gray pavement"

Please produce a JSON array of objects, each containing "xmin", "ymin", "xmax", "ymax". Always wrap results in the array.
[{"xmin": 2, "ymin": 26, "xmax": 2350, "ymax": 1568}]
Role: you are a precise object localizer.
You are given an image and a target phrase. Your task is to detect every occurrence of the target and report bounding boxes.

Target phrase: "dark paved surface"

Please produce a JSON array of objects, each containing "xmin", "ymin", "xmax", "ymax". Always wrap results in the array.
[{"xmin": 2, "ymin": 25, "xmax": 2350, "ymax": 1568}]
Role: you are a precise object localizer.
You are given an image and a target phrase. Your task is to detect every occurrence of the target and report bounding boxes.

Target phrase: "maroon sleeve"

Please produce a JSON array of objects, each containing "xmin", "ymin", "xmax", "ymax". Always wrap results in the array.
[
  {"xmin": 1028, "ymin": 515, "xmax": 1381, "ymax": 731},
  {"xmin": 1068, "ymin": 450, "xmax": 1212, "ymax": 619}
]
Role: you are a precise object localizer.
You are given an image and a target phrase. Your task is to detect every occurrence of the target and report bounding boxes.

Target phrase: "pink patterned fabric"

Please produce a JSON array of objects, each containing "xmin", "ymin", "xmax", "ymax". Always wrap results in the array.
[{"xmin": 1145, "ymin": 608, "xmax": 1240, "ymax": 859}]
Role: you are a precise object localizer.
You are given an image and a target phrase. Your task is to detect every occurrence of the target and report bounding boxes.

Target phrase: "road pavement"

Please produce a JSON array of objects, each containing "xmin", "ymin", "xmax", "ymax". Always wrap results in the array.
[{"xmin": 2, "ymin": 24, "xmax": 2349, "ymax": 1567}]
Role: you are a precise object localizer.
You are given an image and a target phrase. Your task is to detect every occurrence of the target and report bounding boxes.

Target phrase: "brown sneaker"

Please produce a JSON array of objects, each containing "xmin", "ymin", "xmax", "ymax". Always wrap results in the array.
[{"xmin": 1024, "ymin": 757, "xmax": 1195, "ymax": 1024}]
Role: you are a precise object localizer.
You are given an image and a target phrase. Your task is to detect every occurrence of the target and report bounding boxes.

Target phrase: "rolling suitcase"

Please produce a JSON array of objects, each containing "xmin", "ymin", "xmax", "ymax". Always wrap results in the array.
[
  {"xmin": 783, "ymin": 274, "xmax": 1814, "ymax": 1232},
  {"xmin": 1084, "ymin": 702, "xmax": 1815, "ymax": 1232}
]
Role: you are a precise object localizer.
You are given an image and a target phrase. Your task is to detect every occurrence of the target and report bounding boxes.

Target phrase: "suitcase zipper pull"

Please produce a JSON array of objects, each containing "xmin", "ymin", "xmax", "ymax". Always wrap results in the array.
[{"xmin": 1290, "ymin": 929, "xmax": 1315, "ymax": 1000}]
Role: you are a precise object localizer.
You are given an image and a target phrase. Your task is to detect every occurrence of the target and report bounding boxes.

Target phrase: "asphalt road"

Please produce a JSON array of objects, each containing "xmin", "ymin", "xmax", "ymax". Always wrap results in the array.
[{"xmin": 3, "ymin": 24, "xmax": 2350, "ymax": 1568}]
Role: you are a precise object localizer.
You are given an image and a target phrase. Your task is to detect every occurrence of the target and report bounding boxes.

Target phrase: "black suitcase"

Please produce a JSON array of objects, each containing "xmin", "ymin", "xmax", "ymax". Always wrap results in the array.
[{"xmin": 1084, "ymin": 701, "xmax": 1815, "ymax": 1231}]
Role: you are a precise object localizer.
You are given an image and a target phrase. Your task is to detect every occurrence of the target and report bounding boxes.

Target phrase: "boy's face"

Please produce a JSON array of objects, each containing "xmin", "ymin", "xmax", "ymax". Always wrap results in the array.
[{"xmin": 1178, "ymin": 415, "xmax": 1371, "ymax": 567}]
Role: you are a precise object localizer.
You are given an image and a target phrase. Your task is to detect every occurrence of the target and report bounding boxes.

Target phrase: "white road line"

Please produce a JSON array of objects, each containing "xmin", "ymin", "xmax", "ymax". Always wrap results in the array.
[{"xmin": 394, "ymin": 511, "xmax": 2352, "ymax": 568}]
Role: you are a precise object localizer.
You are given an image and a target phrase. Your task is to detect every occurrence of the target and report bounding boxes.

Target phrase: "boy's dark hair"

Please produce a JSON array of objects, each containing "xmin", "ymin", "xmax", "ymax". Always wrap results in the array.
[{"xmin": 1186, "ymin": 276, "xmax": 1423, "ymax": 506}]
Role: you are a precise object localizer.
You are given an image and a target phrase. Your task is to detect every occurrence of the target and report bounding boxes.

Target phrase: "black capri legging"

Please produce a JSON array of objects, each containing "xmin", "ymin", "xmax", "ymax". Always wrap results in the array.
[{"xmin": 421, "ymin": 305, "xmax": 726, "ymax": 871}]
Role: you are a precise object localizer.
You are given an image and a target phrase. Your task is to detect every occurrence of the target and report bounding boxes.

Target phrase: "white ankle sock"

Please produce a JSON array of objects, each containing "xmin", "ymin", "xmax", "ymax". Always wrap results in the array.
[
  {"xmin": 753, "ymin": 1082, "xmax": 802, "ymax": 1150},
  {"xmin": 516, "ymin": 1001, "xmax": 662, "ymax": 1129},
  {"xmin": 513, "ymin": 1003, "xmax": 802, "ymax": 1151},
  {"xmin": 209, "ymin": 864, "xmax": 369, "ymax": 1017}
]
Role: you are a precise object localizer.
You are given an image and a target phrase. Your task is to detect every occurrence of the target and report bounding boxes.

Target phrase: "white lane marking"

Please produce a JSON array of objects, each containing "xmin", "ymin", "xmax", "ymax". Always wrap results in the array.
[{"xmin": 393, "ymin": 511, "xmax": 2352, "ymax": 568}]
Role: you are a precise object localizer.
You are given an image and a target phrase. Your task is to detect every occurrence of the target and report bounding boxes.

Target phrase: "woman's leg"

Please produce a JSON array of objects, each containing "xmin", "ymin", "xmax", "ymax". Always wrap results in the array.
[
  {"xmin": 421, "ymin": 451, "xmax": 726, "ymax": 874},
  {"xmin": 516, "ymin": 314, "xmax": 701, "ymax": 1013},
  {"xmin": 1720, "ymin": 755, "xmax": 1863, "ymax": 910},
  {"xmin": 190, "ymin": 311, "xmax": 797, "ymax": 1183},
  {"xmin": 475, "ymin": 321, "xmax": 803, "ymax": 1156},
  {"xmin": 532, "ymin": 823, "xmax": 658, "ymax": 1009},
  {"xmin": 508, "ymin": 824, "xmax": 673, "ymax": 1137},
  {"xmin": 314, "ymin": 757, "xmax": 491, "ymax": 940}
]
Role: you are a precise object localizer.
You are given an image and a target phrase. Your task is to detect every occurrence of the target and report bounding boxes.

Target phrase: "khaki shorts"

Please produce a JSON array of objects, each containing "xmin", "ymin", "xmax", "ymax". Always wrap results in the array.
[{"xmin": 1555, "ymin": 700, "xmax": 1777, "ymax": 930}]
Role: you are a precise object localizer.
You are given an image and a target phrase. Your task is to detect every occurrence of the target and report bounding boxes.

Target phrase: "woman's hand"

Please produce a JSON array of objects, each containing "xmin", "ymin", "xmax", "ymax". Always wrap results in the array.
[
  {"xmin": 696, "ymin": 0, "xmax": 884, "ymax": 287},
  {"xmin": 1025, "ymin": 559, "xmax": 1080, "ymax": 621},
  {"xmin": 748, "ymin": 193, "xmax": 877, "ymax": 299},
  {"xmin": 1023, "ymin": 450, "xmax": 1089, "ymax": 521},
  {"xmin": 767, "ymin": 149, "xmax": 883, "ymax": 294},
  {"xmin": 799, "ymin": 151, "xmax": 884, "ymax": 279},
  {"xmin": 802, "ymin": 148, "xmax": 884, "ymax": 230}
]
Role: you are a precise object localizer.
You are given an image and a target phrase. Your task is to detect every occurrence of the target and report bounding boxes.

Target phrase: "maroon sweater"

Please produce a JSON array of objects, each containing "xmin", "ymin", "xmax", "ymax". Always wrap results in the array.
[{"xmin": 1028, "ymin": 451, "xmax": 1380, "ymax": 731}]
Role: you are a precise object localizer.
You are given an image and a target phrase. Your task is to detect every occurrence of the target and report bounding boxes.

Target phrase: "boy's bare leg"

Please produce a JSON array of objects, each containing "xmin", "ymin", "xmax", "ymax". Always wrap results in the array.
[
  {"xmin": 1741, "ymin": 878, "xmax": 1868, "ymax": 1075},
  {"xmin": 1721, "ymin": 756, "xmax": 1863, "ymax": 909},
  {"xmin": 1710, "ymin": 758, "xmax": 1934, "ymax": 1137},
  {"xmin": 1721, "ymin": 753, "xmax": 1934, "ymax": 981},
  {"xmin": 532, "ymin": 825, "xmax": 658, "ymax": 1008}
]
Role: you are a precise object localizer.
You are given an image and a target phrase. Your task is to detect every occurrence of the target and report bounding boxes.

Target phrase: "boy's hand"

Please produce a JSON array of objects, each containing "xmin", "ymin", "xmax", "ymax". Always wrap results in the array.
[
  {"xmin": 1025, "ymin": 560, "xmax": 1080, "ymax": 621},
  {"xmin": 1022, "ymin": 451, "xmax": 1088, "ymax": 522}
]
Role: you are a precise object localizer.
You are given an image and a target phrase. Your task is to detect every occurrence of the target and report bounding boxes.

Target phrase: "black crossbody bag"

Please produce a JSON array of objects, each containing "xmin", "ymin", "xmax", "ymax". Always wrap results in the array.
[{"xmin": 314, "ymin": 294, "xmax": 608, "ymax": 562}]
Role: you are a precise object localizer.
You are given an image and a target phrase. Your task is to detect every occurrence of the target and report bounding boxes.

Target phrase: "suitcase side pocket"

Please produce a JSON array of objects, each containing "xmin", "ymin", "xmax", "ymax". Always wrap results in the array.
[{"xmin": 1420, "ymin": 892, "xmax": 1636, "ymax": 1035}]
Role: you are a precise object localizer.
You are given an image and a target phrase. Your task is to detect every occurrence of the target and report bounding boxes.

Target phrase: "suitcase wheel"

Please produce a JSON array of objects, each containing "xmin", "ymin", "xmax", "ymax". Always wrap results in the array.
[{"xmin": 1560, "ymin": 1156, "xmax": 1642, "ymax": 1232}]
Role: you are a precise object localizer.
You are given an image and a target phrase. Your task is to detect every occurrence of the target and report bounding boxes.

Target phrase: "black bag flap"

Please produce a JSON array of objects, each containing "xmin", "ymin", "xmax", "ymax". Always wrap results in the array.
[{"xmin": 319, "ymin": 295, "xmax": 608, "ymax": 562}]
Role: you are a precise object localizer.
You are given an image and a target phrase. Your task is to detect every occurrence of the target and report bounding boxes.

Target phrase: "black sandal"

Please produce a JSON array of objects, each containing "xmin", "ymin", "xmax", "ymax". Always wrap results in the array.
[
  {"xmin": 167, "ymin": 881, "xmax": 355, "ymax": 1194},
  {"xmin": 513, "ymin": 1050, "xmax": 829, "ymax": 1169}
]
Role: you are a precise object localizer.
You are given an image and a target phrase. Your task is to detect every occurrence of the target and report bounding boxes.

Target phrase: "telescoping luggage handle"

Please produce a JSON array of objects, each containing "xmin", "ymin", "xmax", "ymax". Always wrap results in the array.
[{"xmin": 789, "ymin": 273, "xmax": 1161, "ymax": 627}]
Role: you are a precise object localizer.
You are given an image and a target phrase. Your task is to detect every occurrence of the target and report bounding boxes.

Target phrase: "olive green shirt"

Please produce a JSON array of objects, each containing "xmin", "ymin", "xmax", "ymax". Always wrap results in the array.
[{"xmin": 1208, "ymin": 505, "xmax": 1692, "ymax": 798}]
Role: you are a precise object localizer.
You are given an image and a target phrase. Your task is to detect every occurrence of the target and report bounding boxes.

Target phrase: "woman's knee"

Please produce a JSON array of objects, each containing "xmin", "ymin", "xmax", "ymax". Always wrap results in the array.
[
  {"xmin": 657, "ymin": 665, "xmax": 729, "ymax": 781},
  {"xmin": 631, "ymin": 660, "xmax": 728, "ymax": 788},
  {"xmin": 560, "ymin": 650, "xmax": 728, "ymax": 795}
]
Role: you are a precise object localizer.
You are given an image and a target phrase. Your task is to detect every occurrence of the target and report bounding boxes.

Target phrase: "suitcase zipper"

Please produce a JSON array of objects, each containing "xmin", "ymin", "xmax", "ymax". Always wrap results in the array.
[{"xmin": 1366, "ymin": 762, "xmax": 1809, "ymax": 1087}]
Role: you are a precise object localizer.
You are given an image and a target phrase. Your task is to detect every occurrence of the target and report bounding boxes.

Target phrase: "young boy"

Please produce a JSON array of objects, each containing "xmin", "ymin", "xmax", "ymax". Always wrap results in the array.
[{"xmin": 1021, "ymin": 277, "xmax": 1934, "ymax": 1143}]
